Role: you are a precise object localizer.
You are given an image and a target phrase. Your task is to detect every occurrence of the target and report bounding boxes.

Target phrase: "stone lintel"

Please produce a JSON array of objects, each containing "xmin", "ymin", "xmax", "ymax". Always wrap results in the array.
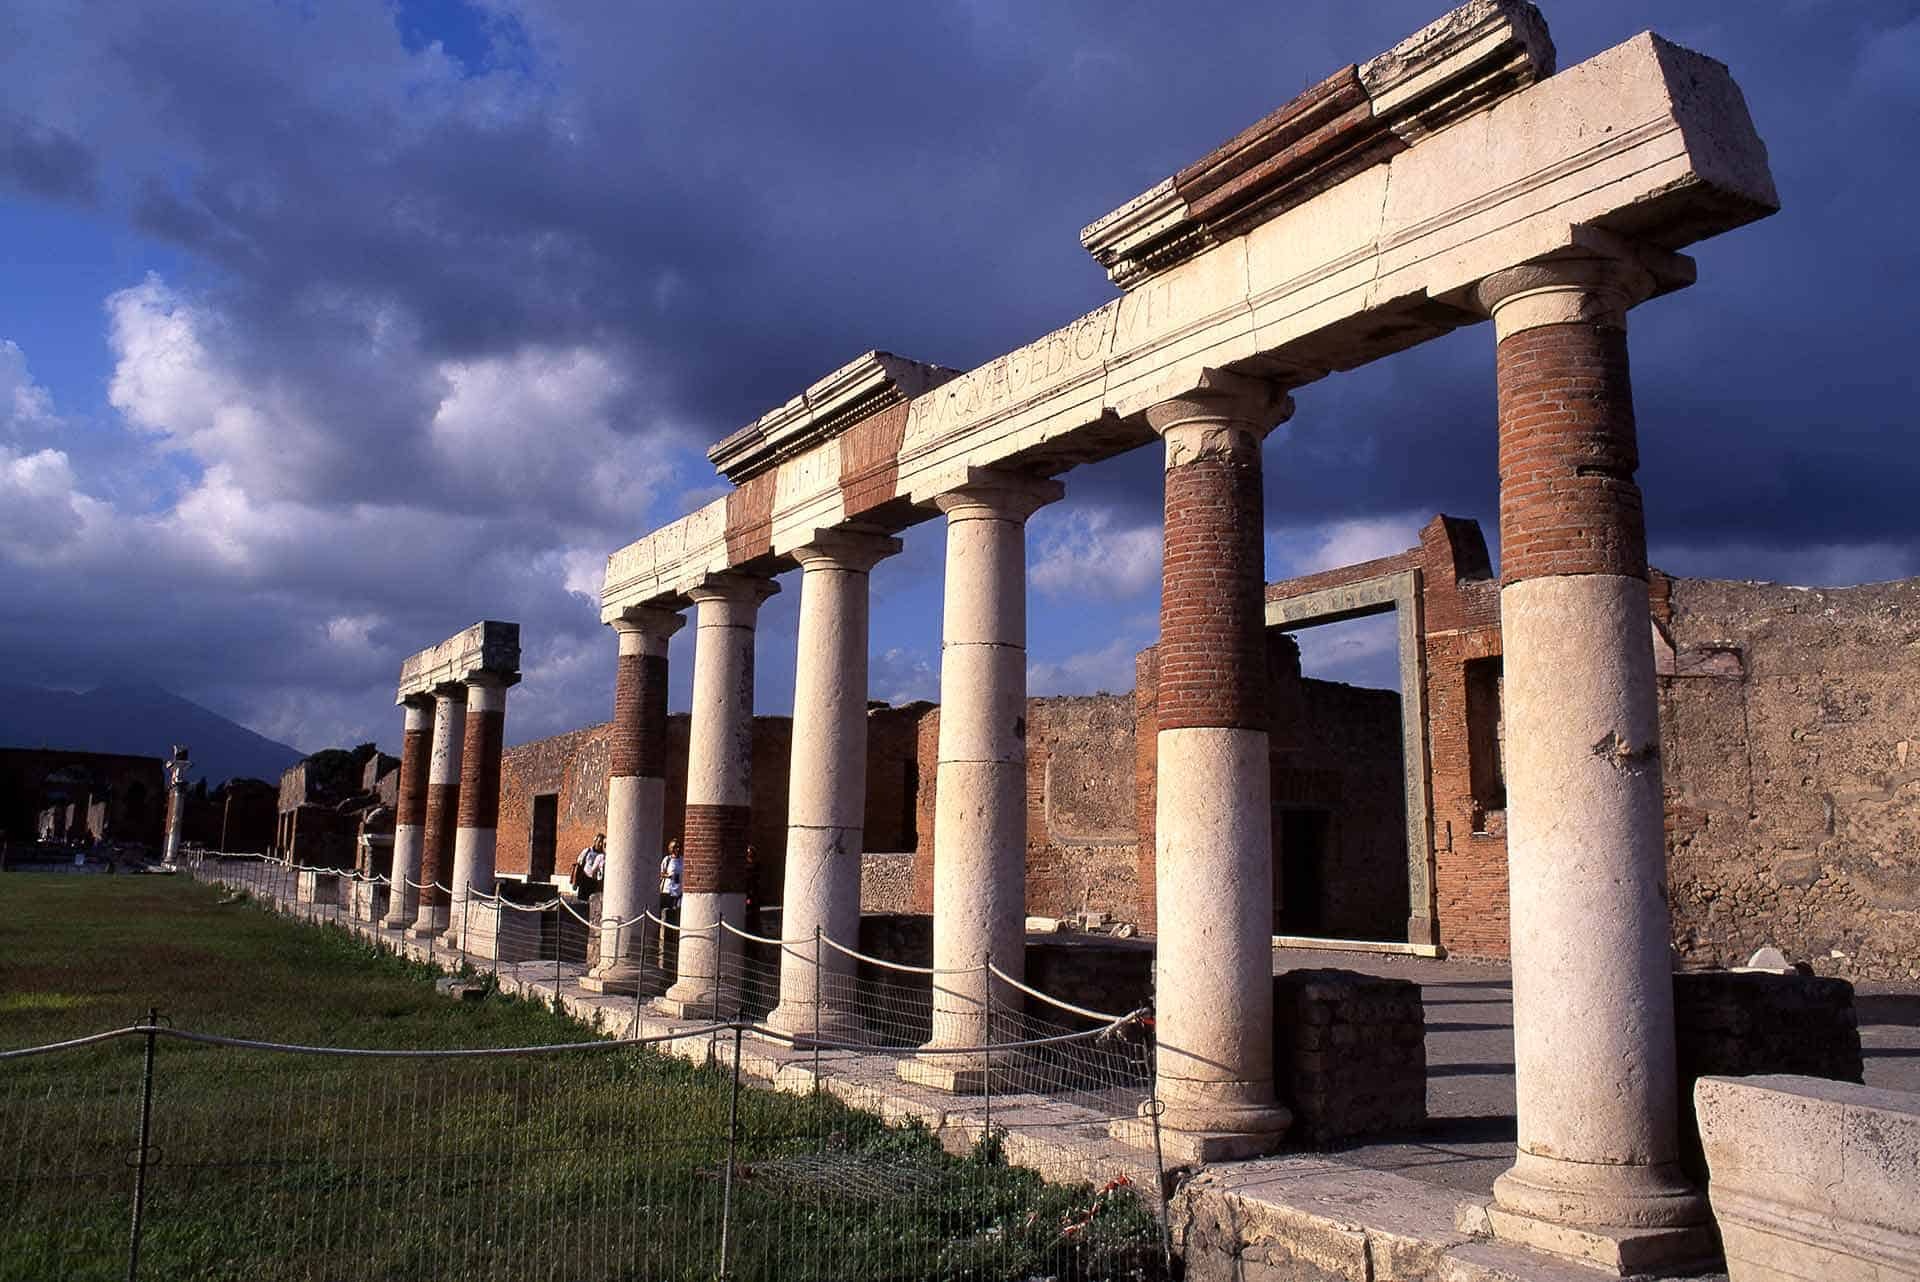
[
  {"xmin": 1080, "ymin": 0, "xmax": 1555, "ymax": 288},
  {"xmin": 396, "ymin": 620, "xmax": 521, "ymax": 704},
  {"xmin": 707, "ymin": 351, "xmax": 960, "ymax": 484},
  {"xmin": 602, "ymin": 31, "xmax": 1776, "ymax": 624}
]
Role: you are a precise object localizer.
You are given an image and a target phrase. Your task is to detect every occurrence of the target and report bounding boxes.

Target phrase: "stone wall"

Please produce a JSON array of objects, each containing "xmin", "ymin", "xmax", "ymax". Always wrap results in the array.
[
  {"xmin": 1272, "ymin": 968, "xmax": 1427, "ymax": 1147},
  {"xmin": 1659, "ymin": 574, "xmax": 1920, "ymax": 981}
]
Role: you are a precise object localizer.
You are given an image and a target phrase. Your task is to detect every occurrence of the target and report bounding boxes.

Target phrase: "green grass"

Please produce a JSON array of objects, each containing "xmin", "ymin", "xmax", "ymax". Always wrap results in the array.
[{"xmin": 0, "ymin": 875, "xmax": 1164, "ymax": 1281}]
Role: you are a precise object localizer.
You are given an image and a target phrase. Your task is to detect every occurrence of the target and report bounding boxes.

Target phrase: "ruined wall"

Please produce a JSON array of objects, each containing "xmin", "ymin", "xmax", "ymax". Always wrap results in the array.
[
  {"xmin": 908, "ymin": 694, "xmax": 1145, "ymax": 923},
  {"xmin": 0, "ymin": 748, "xmax": 164, "ymax": 849},
  {"xmin": 1414, "ymin": 519, "xmax": 1509, "ymax": 959},
  {"xmin": 497, "ymin": 704, "xmax": 929, "ymax": 913},
  {"xmin": 1659, "ymin": 575, "xmax": 1920, "ymax": 981}
]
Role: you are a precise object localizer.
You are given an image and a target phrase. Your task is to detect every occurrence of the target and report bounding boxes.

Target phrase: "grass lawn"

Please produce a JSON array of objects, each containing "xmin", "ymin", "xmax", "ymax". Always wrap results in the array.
[{"xmin": 0, "ymin": 874, "xmax": 1163, "ymax": 1281}]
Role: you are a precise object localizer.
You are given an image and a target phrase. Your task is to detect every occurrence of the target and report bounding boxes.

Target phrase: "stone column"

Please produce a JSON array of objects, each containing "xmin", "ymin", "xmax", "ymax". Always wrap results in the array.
[
  {"xmin": 1144, "ymin": 369, "xmax": 1293, "ymax": 1161},
  {"xmin": 382, "ymin": 697, "xmax": 434, "ymax": 929},
  {"xmin": 162, "ymin": 752, "xmax": 189, "ymax": 865},
  {"xmin": 657, "ymin": 572, "xmax": 777, "ymax": 1018},
  {"xmin": 903, "ymin": 470, "xmax": 1060, "ymax": 1090},
  {"xmin": 443, "ymin": 674, "xmax": 509, "ymax": 945},
  {"xmin": 582, "ymin": 606, "xmax": 684, "ymax": 994},
  {"xmin": 767, "ymin": 529, "xmax": 901, "ymax": 1040},
  {"xmin": 1475, "ymin": 256, "xmax": 1711, "ymax": 1270},
  {"xmin": 409, "ymin": 683, "xmax": 467, "ymax": 940}
]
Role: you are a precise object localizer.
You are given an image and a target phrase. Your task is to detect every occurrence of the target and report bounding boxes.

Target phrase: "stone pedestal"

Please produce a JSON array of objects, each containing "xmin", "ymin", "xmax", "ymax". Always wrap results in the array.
[
  {"xmin": 1131, "ymin": 372, "xmax": 1293, "ymax": 1159},
  {"xmin": 658, "ymin": 573, "xmax": 775, "ymax": 1018},
  {"xmin": 906, "ymin": 471, "xmax": 1060, "ymax": 1088},
  {"xmin": 410, "ymin": 684, "xmax": 466, "ymax": 940},
  {"xmin": 1477, "ymin": 257, "xmax": 1711, "ymax": 1272},
  {"xmin": 382, "ymin": 698, "xmax": 432, "ymax": 929},
  {"xmin": 768, "ymin": 530, "xmax": 899, "ymax": 1042},
  {"xmin": 583, "ymin": 608, "xmax": 682, "ymax": 995}
]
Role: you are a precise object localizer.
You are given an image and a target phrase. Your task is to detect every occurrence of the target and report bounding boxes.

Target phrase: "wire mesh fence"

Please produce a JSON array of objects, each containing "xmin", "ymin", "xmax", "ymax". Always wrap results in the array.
[{"xmin": 8, "ymin": 853, "xmax": 1174, "ymax": 1280}]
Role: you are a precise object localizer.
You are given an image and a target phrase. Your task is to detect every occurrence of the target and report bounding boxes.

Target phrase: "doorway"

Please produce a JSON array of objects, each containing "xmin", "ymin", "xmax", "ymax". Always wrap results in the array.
[
  {"xmin": 1274, "ymin": 807, "xmax": 1331, "ymax": 936},
  {"xmin": 529, "ymin": 794, "xmax": 558, "ymax": 883}
]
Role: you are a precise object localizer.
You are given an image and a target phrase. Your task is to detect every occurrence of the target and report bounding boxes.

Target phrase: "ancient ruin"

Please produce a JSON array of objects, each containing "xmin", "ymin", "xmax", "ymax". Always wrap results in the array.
[{"xmin": 163, "ymin": 3, "xmax": 1920, "ymax": 1277}]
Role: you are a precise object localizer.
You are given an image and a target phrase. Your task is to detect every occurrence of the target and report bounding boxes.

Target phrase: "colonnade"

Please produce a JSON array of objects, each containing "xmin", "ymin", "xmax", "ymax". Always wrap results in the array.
[
  {"xmin": 586, "ymin": 250, "xmax": 1704, "ymax": 1258},
  {"xmin": 384, "ymin": 622, "xmax": 520, "ymax": 946}
]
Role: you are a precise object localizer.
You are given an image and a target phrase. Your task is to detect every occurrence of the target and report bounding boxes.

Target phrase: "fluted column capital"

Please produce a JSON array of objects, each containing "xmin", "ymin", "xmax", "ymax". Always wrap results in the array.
[
  {"xmin": 1144, "ymin": 368, "xmax": 1294, "ymax": 466},
  {"xmin": 610, "ymin": 605, "xmax": 685, "ymax": 655},
  {"xmin": 1474, "ymin": 253, "xmax": 1659, "ymax": 340},
  {"xmin": 792, "ymin": 528, "xmax": 903, "ymax": 574},
  {"xmin": 933, "ymin": 468, "xmax": 1064, "ymax": 524}
]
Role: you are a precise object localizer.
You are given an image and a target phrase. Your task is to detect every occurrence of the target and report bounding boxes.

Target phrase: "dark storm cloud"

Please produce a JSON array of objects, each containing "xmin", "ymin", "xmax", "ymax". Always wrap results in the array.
[
  {"xmin": 0, "ymin": 114, "xmax": 96, "ymax": 203},
  {"xmin": 0, "ymin": 0, "xmax": 1915, "ymax": 752}
]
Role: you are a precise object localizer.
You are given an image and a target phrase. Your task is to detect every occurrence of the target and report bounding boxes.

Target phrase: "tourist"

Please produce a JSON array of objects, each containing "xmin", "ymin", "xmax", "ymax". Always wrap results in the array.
[
  {"xmin": 570, "ymin": 832, "xmax": 606, "ymax": 904},
  {"xmin": 657, "ymin": 839, "xmax": 682, "ymax": 922}
]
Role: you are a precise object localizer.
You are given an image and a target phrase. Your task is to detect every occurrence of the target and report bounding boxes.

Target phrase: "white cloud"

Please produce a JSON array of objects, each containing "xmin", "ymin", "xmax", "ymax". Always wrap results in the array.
[
  {"xmin": 1027, "ymin": 633, "xmax": 1144, "ymax": 697},
  {"xmin": 871, "ymin": 646, "xmax": 938, "ymax": 706},
  {"xmin": 1029, "ymin": 507, "xmax": 1160, "ymax": 601},
  {"xmin": 0, "ymin": 340, "xmax": 63, "ymax": 437},
  {"xmin": 0, "ymin": 446, "xmax": 101, "ymax": 559},
  {"xmin": 1277, "ymin": 511, "xmax": 1426, "ymax": 578}
]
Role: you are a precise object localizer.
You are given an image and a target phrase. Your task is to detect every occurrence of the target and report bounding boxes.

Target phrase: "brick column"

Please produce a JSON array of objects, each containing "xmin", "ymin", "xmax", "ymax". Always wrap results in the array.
[
  {"xmin": 443, "ymin": 673, "xmax": 510, "ymax": 945},
  {"xmin": 1476, "ymin": 256, "xmax": 1711, "ymax": 1270},
  {"xmin": 658, "ymin": 572, "xmax": 777, "ymax": 1018},
  {"xmin": 768, "ymin": 529, "xmax": 901, "ymax": 1041},
  {"xmin": 1143, "ymin": 369, "xmax": 1293, "ymax": 1161},
  {"xmin": 583, "ymin": 606, "xmax": 684, "ymax": 994},
  {"xmin": 382, "ymin": 696, "xmax": 433, "ymax": 928},
  {"xmin": 902, "ymin": 470, "xmax": 1061, "ymax": 1091},
  {"xmin": 409, "ymin": 683, "xmax": 466, "ymax": 939}
]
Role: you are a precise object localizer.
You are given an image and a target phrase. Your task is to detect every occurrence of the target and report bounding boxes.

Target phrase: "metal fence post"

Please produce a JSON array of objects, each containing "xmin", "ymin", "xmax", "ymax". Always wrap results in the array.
[
  {"xmin": 1148, "ymin": 959, "xmax": 1173, "ymax": 1275},
  {"xmin": 812, "ymin": 925, "xmax": 823, "ymax": 1148},
  {"xmin": 982, "ymin": 951, "xmax": 993, "ymax": 1148},
  {"xmin": 125, "ymin": 1008, "xmax": 159, "ymax": 1282},
  {"xmin": 718, "ymin": 1017, "xmax": 744, "ymax": 1281}
]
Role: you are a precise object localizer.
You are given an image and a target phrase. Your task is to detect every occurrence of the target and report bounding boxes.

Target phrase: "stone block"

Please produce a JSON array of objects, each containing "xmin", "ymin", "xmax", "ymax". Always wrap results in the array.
[
  {"xmin": 1673, "ymin": 970, "xmax": 1862, "ymax": 1182},
  {"xmin": 1273, "ymin": 968, "xmax": 1427, "ymax": 1147},
  {"xmin": 1696, "ymin": 1074, "xmax": 1920, "ymax": 1281}
]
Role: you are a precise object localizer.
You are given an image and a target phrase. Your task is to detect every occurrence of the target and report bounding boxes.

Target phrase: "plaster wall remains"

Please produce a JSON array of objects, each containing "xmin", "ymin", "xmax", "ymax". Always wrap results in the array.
[{"xmin": 1657, "ymin": 574, "xmax": 1920, "ymax": 981}]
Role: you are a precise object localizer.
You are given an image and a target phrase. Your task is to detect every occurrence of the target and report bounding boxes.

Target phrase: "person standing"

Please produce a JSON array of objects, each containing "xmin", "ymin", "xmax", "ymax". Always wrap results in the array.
[
  {"xmin": 654, "ymin": 838, "xmax": 683, "ymax": 968},
  {"xmin": 571, "ymin": 833, "xmax": 606, "ymax": 904}
]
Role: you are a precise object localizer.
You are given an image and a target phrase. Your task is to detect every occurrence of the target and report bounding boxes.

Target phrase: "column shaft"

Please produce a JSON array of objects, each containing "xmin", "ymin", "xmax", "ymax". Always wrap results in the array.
[
  {"xmin": 769, "ymin": 531, "xmax": 900, "ymax": 1039},
  {"xmin": 1147, "ymin": 371, "xmax": 1292, "ymax": 1159},
  {"xmin": 410, "ymin": 685, "xmax": 466, "ymax": 938},
  {"xmin": 383, "ymin": 699, "xmax": 433, "ymax": 928},
  {"xmin": 444, "ymin": 677, "xmax": 508, "ymax": 944},
  {"xmin": 1478, "ymin": 257, "xmax": 1708, "ymax": 1260},
  {"xmin": 906, "ymin": 472, "xmax": 1059, "ymax": 1088},
  {"xmin": 659, "ymin": 574, "xmax": 775, "ymax": 1017},
  {"xmin": 585, "ymin": 608, "xmax": 682, "ymax": 993}
]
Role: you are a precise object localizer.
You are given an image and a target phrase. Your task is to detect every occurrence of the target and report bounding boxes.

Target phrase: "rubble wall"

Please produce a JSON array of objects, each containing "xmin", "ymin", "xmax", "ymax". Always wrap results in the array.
[{"xmin": 1660, "ymin": 575, "xmax": 1920, "ymax": 981}]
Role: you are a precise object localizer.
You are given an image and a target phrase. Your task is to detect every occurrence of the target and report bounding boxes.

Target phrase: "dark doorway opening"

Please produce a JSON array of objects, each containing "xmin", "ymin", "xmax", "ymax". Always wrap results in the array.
[
  {"xmin": 529, "ymin": 794, "xmax": 559, "ymax": 883},
  {"xmin": 1274, "ymin": 807, "xmax": 1331, "ymax": 936}
]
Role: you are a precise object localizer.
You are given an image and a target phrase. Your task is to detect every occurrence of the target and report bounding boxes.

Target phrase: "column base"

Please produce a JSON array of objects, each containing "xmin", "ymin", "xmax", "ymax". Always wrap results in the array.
[
  {"xmin": 1109, "ymin": 1098, "xmax": 1290, "ymax": 1165},
  {"xmin": 1490, "ymin": 1153, "xmax": 1714, "ymax": 1273},
  {"xmin": 896, "ymin": 1055, "xmax": 1015, "ymax": 1095},
  {"xmin": 409, "ymin": 909, "xmax": 449, "ymax": 941},
  {"xmin": 579, "ymin": 962, "xmax": 657, "ymax": 996},
  {"xmin": 654, "ymin": 982, "xmax": 731, "ymax": 1020},
  {"xmin": 763, "ymin": 1002, "xmax": 870, "ymax": 1048},
  {"xmin": 1486, "ymin": 1207, "xmax": 1718, "ymax": 1276}
]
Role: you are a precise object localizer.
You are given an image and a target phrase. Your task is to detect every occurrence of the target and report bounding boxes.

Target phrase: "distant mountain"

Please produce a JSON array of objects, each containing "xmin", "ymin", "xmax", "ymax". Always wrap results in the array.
[{"xmin": 0, "ymin": 682, "xmax": 306, "ymax": 786}]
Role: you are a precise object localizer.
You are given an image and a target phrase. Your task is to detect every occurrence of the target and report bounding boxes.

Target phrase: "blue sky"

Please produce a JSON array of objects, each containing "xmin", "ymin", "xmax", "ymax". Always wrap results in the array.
[{"xmin": 1, "ymin": 0, "xmax": 1915, "ymax": 757}]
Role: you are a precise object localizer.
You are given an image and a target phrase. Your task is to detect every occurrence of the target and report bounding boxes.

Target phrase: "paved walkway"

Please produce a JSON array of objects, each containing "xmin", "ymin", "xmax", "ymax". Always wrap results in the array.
[{"xmin": 1271, "ymin": 942, "xmax": 1920, "ymax": 1196}]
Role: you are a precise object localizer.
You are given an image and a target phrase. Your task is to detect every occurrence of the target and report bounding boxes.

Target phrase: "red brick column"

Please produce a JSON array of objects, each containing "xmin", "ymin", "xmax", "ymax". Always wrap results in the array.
[
  {"xmin": 659, "ymin": 572, "xmax": 778, "ymax": 1017},
  {"xmin": 1141, "ymin": 369, "xmax": 1294, "ymax": 1161},
  {"xmin": 584, "ymin": 606, "xmax": 683, "ymax": 993},
  {"xmin": 410, "ymin": 683, "xmax": 467, "ymax": 938},
  {"xmin": 1477, "ymin": 256, "xmax": 1711, "ymax": 1265},
  {"xmin": 382, "ymin": 698, "xmax": 434, "ymax": 927},
  {"xmin": 443, "ymin": 674, "xmax": 511, "ymax": 944}
]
